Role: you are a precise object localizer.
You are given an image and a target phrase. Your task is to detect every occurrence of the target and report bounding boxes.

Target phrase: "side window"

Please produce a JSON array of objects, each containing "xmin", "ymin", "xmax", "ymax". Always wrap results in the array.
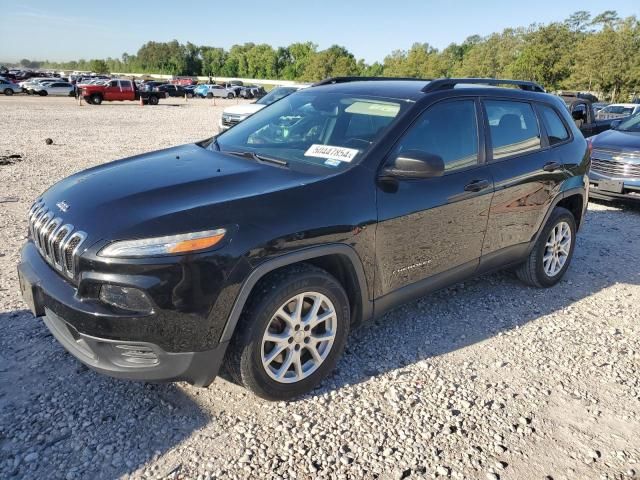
[
  {"xmin": 394, "ymin": 100, "xmax": 479, "ymax": 173},
  {"xmin": 108, "ymin": 80, "xmax": 118, "ymax": 87},
  {"xmin": 539, "ymin": 104, "xmax": 569, "ymax": 146},
  {"xmin": 485, "ymin": 100, "xmax": 541, "ymax": 160},
  {"xmin": 120, "ymin": 81, "xmax": 132, "ymax": 89}
]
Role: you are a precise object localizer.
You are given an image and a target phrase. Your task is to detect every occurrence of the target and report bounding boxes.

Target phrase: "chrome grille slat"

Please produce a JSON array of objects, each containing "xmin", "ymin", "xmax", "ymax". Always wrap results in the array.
[
  {"xmin": 591, "ymin": 159, "xmax": 640, "ymax": 178},
  {"xmin": 27, "ymin": 201, "xmax": 87, "ymax": 281}
]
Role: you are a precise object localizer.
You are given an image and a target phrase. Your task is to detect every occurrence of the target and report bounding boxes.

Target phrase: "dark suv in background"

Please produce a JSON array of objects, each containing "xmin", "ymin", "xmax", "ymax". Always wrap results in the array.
[{"xmin": 18, "ymin": 77, "xmax": 588, "ymax": 400}]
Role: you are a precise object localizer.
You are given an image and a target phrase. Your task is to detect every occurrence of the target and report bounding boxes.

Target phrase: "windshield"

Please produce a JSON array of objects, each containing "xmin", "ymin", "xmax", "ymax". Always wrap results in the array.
[
  {"xmin": 617, "ymin": 113, "xmax": 640, "ymax": 132},
  {"xmin": 212, "ymin": 90, "xmax": 406, "ymax": 170},
  {"xmin": 600, "ymin": 105, "xmax": 634, "ymax": 115},
  {"xmin": 256, "ymin": 87, "xmax": 299, "ymax": 106}
]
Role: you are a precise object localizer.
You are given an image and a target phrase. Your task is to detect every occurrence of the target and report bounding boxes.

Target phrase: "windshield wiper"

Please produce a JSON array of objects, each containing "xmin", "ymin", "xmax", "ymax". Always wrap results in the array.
[{"xmin": 223, "ymin": 150, "xmax": 289, "ymax": 167}]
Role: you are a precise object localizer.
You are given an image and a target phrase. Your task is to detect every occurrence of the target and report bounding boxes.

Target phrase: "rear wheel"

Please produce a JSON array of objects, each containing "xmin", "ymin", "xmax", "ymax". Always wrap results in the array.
[
  {"xmin": 516, "ymin": 207, "xmax": 576, "ymax": 288},
  {"xmin": 147, "ymin": 95, "xmax": 159, "ymax": 105},
  {"xmin": 227, "ymin": 264, "xmax": 350, "ymax": 400},
  {"xmin": 206, "ymin": 92, "xmax": 213, "ymax": 99},
  {"xmin": 90, "ymin": 94, "xmax": 102, "ymax": 105},
  {"xmin": 39, "ymin": 90, "xmax": 48, "ymax": 96},
  {"xmin": 4, "ymin": 88, "xmax": 13, "ymax": 96},
  {"xmin": 226, "ymin": 93, "xmax": 234, "ymax": 99}
]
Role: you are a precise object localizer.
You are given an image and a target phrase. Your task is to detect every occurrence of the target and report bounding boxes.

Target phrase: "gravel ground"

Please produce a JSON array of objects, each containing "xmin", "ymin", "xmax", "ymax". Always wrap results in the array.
[{"xmin": 1, "ymin": 95, "xmax": 639, "ymax": 480}]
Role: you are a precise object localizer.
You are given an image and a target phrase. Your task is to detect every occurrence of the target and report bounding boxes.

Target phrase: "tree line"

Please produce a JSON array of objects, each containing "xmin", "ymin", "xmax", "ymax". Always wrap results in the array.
[{"xmin": 16, "ymin": 10, "xmax": 640, "ymax": 100}]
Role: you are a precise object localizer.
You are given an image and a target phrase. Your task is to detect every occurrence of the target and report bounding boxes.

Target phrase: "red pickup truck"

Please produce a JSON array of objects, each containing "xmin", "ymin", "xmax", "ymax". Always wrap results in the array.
[{"xmin": 81, "ymin": 79, "xmax": 166, "ymax": 105}]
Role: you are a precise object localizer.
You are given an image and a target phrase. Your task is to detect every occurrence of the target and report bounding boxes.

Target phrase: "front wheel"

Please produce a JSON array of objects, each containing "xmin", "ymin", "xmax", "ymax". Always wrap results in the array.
[
  {"xmin": 516, "ymin": 207, "xmax": 576, "ymax": 288},
  {"xmin": 39, "ymin": 90, "xmax": 48, "ymax": 96},
  {"xmin": 147, "ymin": 95, "xmax": 159, "ymax": 105},
  {"xmin": 206, "ymin": 92, "xmax": 213, "ymax": 99},
  {"xmin": 226, "ymin": 264, "xmax": 350, "ymax": 400},
  {"xmin": 4, "ymin": 88, "xmax": 14, "ymax": 96},
  {"xmin": 226, "ymin": 93, "xmax": 234, "ymax": 99}
]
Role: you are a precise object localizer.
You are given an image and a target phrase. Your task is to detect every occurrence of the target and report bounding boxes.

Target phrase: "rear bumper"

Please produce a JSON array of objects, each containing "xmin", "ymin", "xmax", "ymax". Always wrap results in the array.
[{"xmin": 43, "ymin": 309, "xmax": 226, "ymax": 386}]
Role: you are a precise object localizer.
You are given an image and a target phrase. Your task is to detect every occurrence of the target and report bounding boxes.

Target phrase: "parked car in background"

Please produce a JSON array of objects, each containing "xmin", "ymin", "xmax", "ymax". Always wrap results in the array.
[
  {"xmin": 592, "ymin": 102, "xmax": 609, "ymax": 114},
  {"xmin": 18, "ymin": 77, "xmax": 588, "ymax": 400},
  {"xmin": 588, "ymin": 113, "xmax": 640, "ymax": 203},
  {"xmin": 139, "ymin": 81, "xmax": 167, "ymax": 92},
  {"xmin": 80, "ymin": 79, "xmax": 166, "ymax": 105},
  {"xmin": 194, "ymin": 84, "xmax": 236, "ymax": 99},
  {"xmin": 20, "ymin": 78, "xmax": 60, "ymax": 94},
  {"xmin": 170, "ymin": 76, "xmax": 197, "ymax": 86},
  {"xmin": 31, "ymin": 81, "xmax": 75, "ymax": 97},
  {"xmin": 563, "ymin": 97, "xmax": 620, "ymax": 137},
  {"xmin": 157, "ymin": 84, "xmax": 189, "ymax": 97},
  {"xmin": 0, "ymin": 78, "xmax": 21, "ymax": 95},
  {"xmin": 219, "ymin": 85, "xmax": 308, "ymax": 131},
  {"xmin": 595, "ymin": 103, "xmax": 640, "ymax": 120}
]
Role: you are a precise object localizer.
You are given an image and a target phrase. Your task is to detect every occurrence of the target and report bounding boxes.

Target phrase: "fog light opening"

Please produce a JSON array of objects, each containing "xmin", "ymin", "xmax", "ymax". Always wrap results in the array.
[{"xmin": 99, "ymin": 284, "xmax": 153, "ymax": 313}]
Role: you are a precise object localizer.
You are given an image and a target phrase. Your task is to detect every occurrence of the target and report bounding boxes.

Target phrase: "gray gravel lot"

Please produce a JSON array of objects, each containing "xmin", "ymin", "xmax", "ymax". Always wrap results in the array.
[{"xmin": 1, "ymin": 95, "xmax": 639, "ymax": 480}]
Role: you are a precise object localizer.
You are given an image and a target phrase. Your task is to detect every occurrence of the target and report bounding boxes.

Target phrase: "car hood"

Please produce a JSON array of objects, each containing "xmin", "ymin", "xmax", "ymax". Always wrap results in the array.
[
  {"xmin": 592, "ymin": 129, "xmax": 640, "ymax": 152},
  {"xmin": 39, "ymin": 143, "xmax": 323, "ymax": 244},
  {"xmin": 222, "ymin": 104, "xmax": 264, "ymax": 116}
]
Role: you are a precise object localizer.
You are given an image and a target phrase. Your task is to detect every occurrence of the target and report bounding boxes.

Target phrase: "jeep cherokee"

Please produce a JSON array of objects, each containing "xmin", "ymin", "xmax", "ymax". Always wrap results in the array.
[{"xmin": 18, "ymin": 77, "xmax": 589, "ymax": 400}]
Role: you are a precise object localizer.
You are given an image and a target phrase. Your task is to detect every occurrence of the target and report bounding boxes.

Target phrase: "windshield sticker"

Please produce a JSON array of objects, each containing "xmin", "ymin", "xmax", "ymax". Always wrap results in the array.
[
  {"xmin": 345, "ymin": 101, "xmax": 400, "ymax": 117},
  {"xmin": 304, "ymin": 144, "xmax": 359, "ymax": 162},
  {"xmin": 324, "ymin": 158, "xmax": 341, "ymax": 167}
]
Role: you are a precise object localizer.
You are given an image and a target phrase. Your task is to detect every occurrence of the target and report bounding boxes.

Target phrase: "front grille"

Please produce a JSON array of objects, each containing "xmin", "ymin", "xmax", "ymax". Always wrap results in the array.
[
  {"xmin": 591, "ymin": 149, "xmax": 640, "ymax": 178},
  {"xmin": 221, "ymin": 115, "xmax": 241, "ymax": 127},
  {"xmin": 28, "ymin": 199, "xmax": 87, "ymax": 281}
]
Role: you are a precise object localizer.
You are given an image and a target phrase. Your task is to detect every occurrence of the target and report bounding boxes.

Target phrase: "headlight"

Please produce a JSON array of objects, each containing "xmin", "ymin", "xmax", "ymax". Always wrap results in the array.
[{"xmin": 99, "ymin": 229, "xmax": 226, "ymax": 258}]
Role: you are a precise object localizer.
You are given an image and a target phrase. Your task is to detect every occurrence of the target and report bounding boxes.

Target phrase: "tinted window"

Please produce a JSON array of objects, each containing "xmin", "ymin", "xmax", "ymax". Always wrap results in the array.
[
  {"xmin": 120, "ymin": 81, "xmax": 132, "ymax": 88},
  {"xmin": 394, "ymin": 100, "xmax": 479, "ymax": 172},
  {"xmin": 539, "ymin": 104, "xmax": 569, "ymax": 145},
  {"xmin": 485, "ymin": 100, "xmax": 541, "ymax": 159},
  {"xmin": 108, "ymin": 80, "xmax": 118, "ymax": 87}
]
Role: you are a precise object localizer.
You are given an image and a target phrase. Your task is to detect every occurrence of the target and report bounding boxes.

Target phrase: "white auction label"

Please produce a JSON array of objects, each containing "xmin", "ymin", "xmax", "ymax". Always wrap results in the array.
[{"xmin": 304, "ymin": 144, "xmax": 359, "ymax": 162}]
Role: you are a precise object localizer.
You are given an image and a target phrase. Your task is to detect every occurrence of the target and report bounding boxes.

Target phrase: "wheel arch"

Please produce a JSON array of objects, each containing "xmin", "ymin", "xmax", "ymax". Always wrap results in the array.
[{"xmin": 219, "ymin": 244, "xmax": 372, "ymax": 343}]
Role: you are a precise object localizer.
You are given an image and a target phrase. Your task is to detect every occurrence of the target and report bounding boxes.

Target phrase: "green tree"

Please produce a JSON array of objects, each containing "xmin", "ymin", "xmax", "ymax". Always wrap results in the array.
[{"xmin": 89, "ymin": 59, "xmax": 109, "ymax": 73}]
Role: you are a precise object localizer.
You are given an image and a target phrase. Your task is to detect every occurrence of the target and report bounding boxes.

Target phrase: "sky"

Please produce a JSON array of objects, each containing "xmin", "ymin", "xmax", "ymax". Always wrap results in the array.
[{"xmin": 0, "ymin": 0, "xmax": 638, "ymax": 64}]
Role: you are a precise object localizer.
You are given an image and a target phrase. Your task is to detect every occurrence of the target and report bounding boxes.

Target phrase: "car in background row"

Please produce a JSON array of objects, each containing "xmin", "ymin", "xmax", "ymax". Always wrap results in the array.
[
  {"xmin": 19, "ymin": 78, "xmax": 60, "ymax": 93},
  {"xmin": 157, "ymin": 84, "xmax": 191, "ymax": 98},
  {"xmin": 219, "ymin": 85, "xmax": 308, "ymax": 131},
  {"xmin": 194, "ymin": 84, "xmax": 236, "ymax": 99},
  {"xmin": 31, "ymin": 81, "xmax": 75, "ymax": 97},
  {"xmin": 595, "ymin": 103, "xmax": 640, "ymax": 120},
  {"xmin": 563, "ymin": 97, "xmax": 621, "ymax": 137},
  {"xmin": 588, "ymin": 113, "xmax": 640, "ymax": 203},
  {"xmin": 0, "ymin": 77, "xmax": 21, "ymax": 95}
]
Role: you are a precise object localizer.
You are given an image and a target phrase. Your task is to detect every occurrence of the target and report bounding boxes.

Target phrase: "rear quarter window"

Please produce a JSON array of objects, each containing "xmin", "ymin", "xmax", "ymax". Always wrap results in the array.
[{"xmin": 538, "ymin": 104, "xmax": 570, "ymax": 146}]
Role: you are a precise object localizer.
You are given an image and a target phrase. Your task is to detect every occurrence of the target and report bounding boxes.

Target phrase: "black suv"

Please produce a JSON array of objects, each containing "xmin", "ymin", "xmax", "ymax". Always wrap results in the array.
[{"xmin": 18, "ymin": 77, "xmax": 589, "ymax": 400}]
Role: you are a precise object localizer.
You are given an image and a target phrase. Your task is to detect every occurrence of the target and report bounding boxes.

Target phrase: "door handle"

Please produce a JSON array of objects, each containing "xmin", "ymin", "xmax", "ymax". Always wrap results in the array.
[
  {"xmin": 543, "ymin": 161, "xmax": 562, "ymax": 172},
  {"xmin": 464, "ymin": 179, "xmax": 490, "ymax": 192}
]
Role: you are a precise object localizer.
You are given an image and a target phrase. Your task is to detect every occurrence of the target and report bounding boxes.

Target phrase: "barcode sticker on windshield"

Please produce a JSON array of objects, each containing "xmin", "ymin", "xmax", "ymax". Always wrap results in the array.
[{"xmin": 304, "ymin": 144, "xmax": 359, "ymax": 162}]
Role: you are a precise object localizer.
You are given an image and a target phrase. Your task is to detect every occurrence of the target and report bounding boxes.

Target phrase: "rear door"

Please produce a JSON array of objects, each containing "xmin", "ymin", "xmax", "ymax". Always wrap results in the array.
[
  {"xmin": 119, "ymin": 80, "xmax": 134, "ymax": 100},
  {"xmin": 481, "ymin": 98, "xmax": 567, "ymax": 260},
  {"xmin": 375, "ymin": 98, "xmax": 494, "ymax": 297}
]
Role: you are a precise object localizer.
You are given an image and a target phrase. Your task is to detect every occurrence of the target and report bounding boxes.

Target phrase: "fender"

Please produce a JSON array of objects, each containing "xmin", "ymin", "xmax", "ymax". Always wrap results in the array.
[
  {"xmin": 219, "ymin": 244, "xmax": 372, "ymax": 343},
  {"xmin": 527, "ymin": 185, "xmax": 586, "ymax": 254}
]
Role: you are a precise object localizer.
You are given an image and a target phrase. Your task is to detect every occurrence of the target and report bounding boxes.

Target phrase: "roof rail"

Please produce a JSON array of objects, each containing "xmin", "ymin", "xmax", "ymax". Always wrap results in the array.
[
  {"xmin": 312, "ymin": 76, "xmax": 432, "ymax": 87},
  {"xmin": 423, "ymin": 78, "xmax": 545, "ymax": 93}
]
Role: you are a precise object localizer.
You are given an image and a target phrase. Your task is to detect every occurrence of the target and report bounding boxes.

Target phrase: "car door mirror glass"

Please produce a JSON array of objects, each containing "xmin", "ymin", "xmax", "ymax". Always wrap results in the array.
[{"xmin": 381, "ymin": 150, "xmax": 444, "ymax": 179}]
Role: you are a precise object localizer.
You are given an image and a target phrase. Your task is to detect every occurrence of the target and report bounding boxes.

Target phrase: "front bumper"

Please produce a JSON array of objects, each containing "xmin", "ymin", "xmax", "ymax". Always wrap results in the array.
[
  {"xmin": 589, "ymin": 170, "xmax": 640, "ymax": 202},
  {"xmin": 43, "ymin": 308, "xmax": 225, "ymax": 386},
  {"xmin": 17, "ymin": 241, "xmax": 232, "ymax": 386}
]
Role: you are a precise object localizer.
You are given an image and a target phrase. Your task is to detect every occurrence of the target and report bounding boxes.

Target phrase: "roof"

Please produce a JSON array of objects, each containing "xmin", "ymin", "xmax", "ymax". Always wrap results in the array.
[{"xmin": 308, "ymin": 77, "xmax": 547, "ymax": 101}]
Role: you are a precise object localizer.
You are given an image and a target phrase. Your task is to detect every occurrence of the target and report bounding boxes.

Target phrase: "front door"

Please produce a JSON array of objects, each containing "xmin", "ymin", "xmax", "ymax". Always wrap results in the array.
[
  {"xmin": 375, "ymin": 98, "xmax": 494, "ymax": 297},
  {"xmin": 481, "ymin": 99, "xmax": 567, "ymax": 257}
]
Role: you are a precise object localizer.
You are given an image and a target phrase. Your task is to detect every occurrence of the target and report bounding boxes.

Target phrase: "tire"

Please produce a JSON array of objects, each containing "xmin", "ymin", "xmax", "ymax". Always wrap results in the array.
[
  {"xmin": 516, "ymin": 207, "xmax": 576, "ymax": 288},
  {"xmin": 226, "ymin": 93, "xmax": 234, "ymax": 99},
  {"xmin": 226, "ymin": 264, "xmax": 350, "ymax": 400},
  {"xmin": 147, "ymin": 95, "xmax": 159, "ymax": 105},
  {"xmin": 90, "ymin": 94, "xmax": 102, "ymax": 105},
  {"xmin": 39, "ymin": 90, "xmax": 48, "ymax": 96},
  {"xmin": 186, "ymin": 93, "xmax": 194, "ymax": 99},
  {"xmin": 4, "ymin": 88, "xmax": 13, "ymax": 96},
  {"xmin": 206, "ymin": 92, "xmax": 213, "ymax": 99}
]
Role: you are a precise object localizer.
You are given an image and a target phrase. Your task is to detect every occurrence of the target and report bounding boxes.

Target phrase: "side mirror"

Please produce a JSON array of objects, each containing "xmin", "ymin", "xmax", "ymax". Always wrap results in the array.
[
  {"xmin": 381, "ymin": 150, "xmax": 445, "ymax": 179},
  {"xmin": 610, "ymin": 119, "xmax": 622, "ymax": 130}
]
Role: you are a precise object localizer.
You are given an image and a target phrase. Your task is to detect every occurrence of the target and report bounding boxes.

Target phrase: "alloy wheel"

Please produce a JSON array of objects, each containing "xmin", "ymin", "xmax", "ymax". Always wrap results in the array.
[
  {"xmin": 261, "ymin": 292, "xmax": 337, "ymax": 384},
  {"xmin": 543, "ymin": 221, "xmax": 572, "ymax": 277}
]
